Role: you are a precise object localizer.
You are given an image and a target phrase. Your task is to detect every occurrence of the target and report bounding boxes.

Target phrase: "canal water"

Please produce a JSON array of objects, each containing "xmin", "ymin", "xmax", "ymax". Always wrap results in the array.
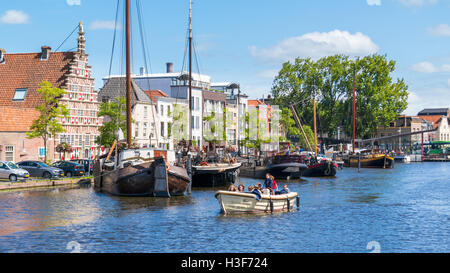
[{"xmin": 0, "ymin": 162, "xmax": 449, "ymax": 253}]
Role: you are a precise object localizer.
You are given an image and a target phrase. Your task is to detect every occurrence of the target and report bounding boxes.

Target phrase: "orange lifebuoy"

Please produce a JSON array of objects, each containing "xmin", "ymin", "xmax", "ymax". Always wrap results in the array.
[{"xmin": 200, "ymin": 162, "xmax": 209, "ymax": 166}]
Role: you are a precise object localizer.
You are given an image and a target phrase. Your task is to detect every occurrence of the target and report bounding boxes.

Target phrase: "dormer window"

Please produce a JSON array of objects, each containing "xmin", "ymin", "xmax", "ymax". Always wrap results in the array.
[{"xmin": 13, "ymin": 88, "xmax": 28, "ymax": 101}]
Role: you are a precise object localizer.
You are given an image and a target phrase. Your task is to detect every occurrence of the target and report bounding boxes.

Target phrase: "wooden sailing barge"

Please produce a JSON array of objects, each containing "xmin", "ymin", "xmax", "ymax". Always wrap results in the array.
[{"xmin": 94, "ymin": 0, "xmax": 191, "ymax": 197}]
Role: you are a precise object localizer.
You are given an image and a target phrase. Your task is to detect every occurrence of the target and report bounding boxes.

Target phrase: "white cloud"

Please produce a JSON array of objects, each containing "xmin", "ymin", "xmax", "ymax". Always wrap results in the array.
[
  {"xmin": 428, "ymin": 24, "xmax": 450, "ymax": 37},
  {"xmin": 89, "ymin": 20, "xmax": 122, "ymax": 30},
  {"xmin": 257, "ymin": 69, "xmax": 279, "ymax": 79},
  {"xmin": 67, "ymin": 0, "xmax": 81, "ymax": 5},
  {"xmin": 0, "ymin": 10, "xmax": 29, "ymax": 24},
  {"xmin": 367, "ymin": 0, "xmax": 382, "ymax": 6},
  {"xmin": 411, "ymin": 62, "xmax": 439, "ymax": 73},
  {"xmin": 411, "ymin": 61, "xmax": 450, "ymax": 73},
  {"xmin": 398, "ymin": 0, "xmax": 438, "ymax": 7},
  {"xmin": 405, "ymin": 88, "xmax": 450, "ymax": 115},
  {"xmin": 249, "ymin": 30, "xmax": 379, "ymax": 64}
]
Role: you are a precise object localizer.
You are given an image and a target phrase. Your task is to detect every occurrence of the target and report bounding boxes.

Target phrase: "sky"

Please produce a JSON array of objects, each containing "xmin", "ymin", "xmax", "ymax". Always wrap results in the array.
[{"xmin": 1, "ymin": 0, "xmax": 450, "ymax": 116}]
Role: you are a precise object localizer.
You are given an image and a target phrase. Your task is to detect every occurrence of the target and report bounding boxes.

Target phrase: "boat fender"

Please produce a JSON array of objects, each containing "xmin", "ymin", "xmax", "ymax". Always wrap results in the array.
[
  {"xmin": 200, "ymin": 161, "xmax": 209, "ymax": 166},
  {"xmin": 324, "ymin": 162, "xmax": 332, "ymax": 176}
]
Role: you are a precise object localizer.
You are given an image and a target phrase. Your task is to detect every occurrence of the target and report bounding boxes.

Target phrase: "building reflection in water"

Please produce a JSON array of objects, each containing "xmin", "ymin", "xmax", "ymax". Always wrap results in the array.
[{"xmin": 0, "ymin": 187, "xmax": 102, "ymax": 236}]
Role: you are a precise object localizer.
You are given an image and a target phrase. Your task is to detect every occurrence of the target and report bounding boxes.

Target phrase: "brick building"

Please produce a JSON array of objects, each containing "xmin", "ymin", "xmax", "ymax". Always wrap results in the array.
[{"xmin": 0, "ymin": 22, "xmax": 101, "ymax": 163}]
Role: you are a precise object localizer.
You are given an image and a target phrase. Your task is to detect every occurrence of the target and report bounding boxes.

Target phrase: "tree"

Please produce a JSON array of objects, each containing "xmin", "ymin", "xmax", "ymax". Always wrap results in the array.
[
  {"xmin": 96, "ymin": 97, "xmax": 128, "ymax": 148},
  {"xmin": 272, "ymin": 54, "xmax": 409, "ymax": 140},
  {"xmin": 27, "ymin": 81, "xmax": 69, "ymax": 162}
]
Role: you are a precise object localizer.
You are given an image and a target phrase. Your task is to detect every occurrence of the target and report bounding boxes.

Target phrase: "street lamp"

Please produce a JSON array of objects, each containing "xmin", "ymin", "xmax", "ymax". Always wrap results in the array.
[{"xmin": 228, "ymin": 83, "xmax": 241, "ymax": 155}]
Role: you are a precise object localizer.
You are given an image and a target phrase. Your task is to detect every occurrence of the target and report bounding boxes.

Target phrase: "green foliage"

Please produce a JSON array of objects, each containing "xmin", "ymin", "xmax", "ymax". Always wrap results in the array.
[
  {"xmin": 272, "ymin": 54, "xmax": 409, "ymax": 139},
  {"xmin": 96, "ymin": 97, "xmax": 129, "ymax": 148},
  {"xmin": 27, "ymin": 81, "xmax": 69, "ymax": 162}
]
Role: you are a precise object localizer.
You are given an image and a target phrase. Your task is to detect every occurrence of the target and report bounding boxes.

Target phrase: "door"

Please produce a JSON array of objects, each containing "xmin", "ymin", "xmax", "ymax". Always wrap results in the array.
[
  {"xmin": 29, "ymin": 162, "xmax": 41, "ymax": 177},
  {"xmin": 18, "ymin": 162, "xmax": 33, "ymax": 176},
  {"xmin": 0, "ymin": 163, "xmax": 8, "ymax": 179}
]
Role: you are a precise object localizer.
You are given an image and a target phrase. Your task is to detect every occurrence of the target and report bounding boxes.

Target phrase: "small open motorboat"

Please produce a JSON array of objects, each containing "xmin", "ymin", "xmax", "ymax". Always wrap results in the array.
[{"xmin": 215, "ymin": 190, "xmax": 299, "ymax": 214}]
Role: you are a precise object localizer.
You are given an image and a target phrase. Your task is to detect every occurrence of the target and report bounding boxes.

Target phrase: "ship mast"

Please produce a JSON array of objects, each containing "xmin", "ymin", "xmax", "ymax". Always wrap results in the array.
[
  {"xmin": 352, "ymin": 61, "xmax": 356, "ymax": 153},
  {"xmin": 125, "ymin": 0, "xmax": 132, "ymax": 147},
  {"xmin": 188, "ymin": 0, "xmax": 193, "ymax": 150},
  {"xmin": 313, "ymin": 82, "xmax": 318, "ymax": 159}
]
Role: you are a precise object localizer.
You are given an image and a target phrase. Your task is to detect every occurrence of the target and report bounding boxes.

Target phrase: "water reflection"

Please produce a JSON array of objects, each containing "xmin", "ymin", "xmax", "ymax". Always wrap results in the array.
[{"xmin": 0, "ymin": 186, "xmax": 102, "ymax": 236}]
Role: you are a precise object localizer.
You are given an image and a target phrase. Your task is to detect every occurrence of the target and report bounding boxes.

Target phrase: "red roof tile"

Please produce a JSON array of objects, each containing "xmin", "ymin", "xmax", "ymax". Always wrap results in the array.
[
  {"xmin": 418, "ymin": 115, "xmax": 443, "ymax": 129},
  {"xmin": 0, "ymin": 106, "xmax": 40, "ymax": 132},
  {"xmin": 0, "ymin": 52, "xmax": 74, "ymax": 108},
  {"xmin": 145, "ymin": 90, "xmax": 168, "ymax": 103}
]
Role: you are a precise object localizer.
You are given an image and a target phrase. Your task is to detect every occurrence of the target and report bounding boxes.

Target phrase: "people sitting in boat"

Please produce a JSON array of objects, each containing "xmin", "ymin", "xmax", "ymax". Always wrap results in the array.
[
  {"xmin": 238, "ymin": 184, "xmax": 245, "ymax": 192},
  {"xmin": 228, "ymin": 184, "xmax": 238, "ymax": 192},
  {"xmin": 248, "ymin": 185, "xmax": 262, "ymax": 201},
  {"xmin": 276, "ymin": 184, "xmax": 290, "ymax": 195}
]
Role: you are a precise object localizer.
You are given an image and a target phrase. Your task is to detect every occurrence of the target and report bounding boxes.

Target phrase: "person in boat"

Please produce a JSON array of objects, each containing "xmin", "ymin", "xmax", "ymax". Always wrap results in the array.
[
  {"xmin": 276, "ymin": 184, "xmax": 290, "ymax": 195},
  {"xmin": 263, "ymin": 174, "xmax": 273, "ymax": 190},
  {"xmin": 248, "ymin": 185, "xmax": 262, "ymax": 201},
  {"xmin": 255, "ymin": 182, "xmax": 263, "ymax": 191},
  {"xmin": 228, "ymin": 184, "xmax": 238, "ymax": 192},
  {"xmin": 238, "ymin": 184, "xmax": 245, "ymax": 192},
  {"xmin": 270, "ymin": 175, "xmax": 279, "ymax": 192}
]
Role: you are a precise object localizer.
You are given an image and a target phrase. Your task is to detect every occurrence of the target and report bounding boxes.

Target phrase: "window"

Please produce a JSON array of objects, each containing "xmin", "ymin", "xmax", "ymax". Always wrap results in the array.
[
  {"xmin": 167, "ymin": 105, "xmax": 171, "ymax": 116},
  {"xmin": 196, "ymin": 116, "xmax": 200, "ymax": 129},
  {"xmin": 144, "ymin": 106, "xmax": 148, "ymax": 118},
  {"xmin": 72, "ymin": 85, "xmax": 79, "ymax": 92},
  {"xmin": 38, "ymin": 147, "xmax": 46, "ymax": 158},
  {"xmin": 160, "ymin": 105, "xmax": 164, "ymax": 116},
  {"xmin": 195, "ymin": 97, "xmax": 200, "ymax": 111},
  {"xmin": 13, "ymin": 88, "xmax": 27, "ymax": 101},
  {"xmin": 161, "ymin": 122, "xmax": 165, "ymax": 137},
  {"xmin": 135, "ymin": 122, "xmax": 139, "ymax": 137},
  {"xmin": 143, "ymin": 122, "xmax": 148, "ymax": 137},
  {"xmin": 150, "ymin": 122, "xmax": 155, "ymax": 138},
  {"xmin": 5, "ymin": 145, "xmax": 14, "ymax": 162}
]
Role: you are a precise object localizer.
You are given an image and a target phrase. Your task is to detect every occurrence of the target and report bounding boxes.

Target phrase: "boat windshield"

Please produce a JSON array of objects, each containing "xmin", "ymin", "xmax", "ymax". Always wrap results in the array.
[{"xmin": 6, "ymin": 162, "xmax": 19, "ymax": 169}]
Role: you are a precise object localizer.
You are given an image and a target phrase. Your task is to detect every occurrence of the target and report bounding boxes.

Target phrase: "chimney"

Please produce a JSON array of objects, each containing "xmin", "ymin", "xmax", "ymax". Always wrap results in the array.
[
  {"xmin": 166, "ymin": 62, "xmax": 173, "ymax": 73},
  {"xmin": 41, "ymin": 46, "xmax": 51, "ymax": 60},
  {"xmin": 0, "ymin": 49, "xmax": 5, "ymax": 64}
]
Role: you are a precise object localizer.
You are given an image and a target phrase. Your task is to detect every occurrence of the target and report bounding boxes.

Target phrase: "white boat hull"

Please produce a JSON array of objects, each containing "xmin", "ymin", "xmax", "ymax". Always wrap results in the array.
[{"xmin": 215, "ymin": 191, "xmax": 299, "ymax": 214}]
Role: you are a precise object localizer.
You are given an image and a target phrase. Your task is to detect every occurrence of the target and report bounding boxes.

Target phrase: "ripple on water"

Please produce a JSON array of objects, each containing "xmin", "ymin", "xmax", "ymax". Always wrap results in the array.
[{"xmin": 0, "ymin": 163, "xmax": 450, "ymax": 252}]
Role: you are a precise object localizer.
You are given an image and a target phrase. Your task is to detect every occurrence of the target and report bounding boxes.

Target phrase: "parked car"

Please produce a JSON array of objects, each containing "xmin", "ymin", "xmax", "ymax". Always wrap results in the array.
[
  {"xmin": 70, "ymin": 159, "xmax": 94, "ymax": 174},
  {"xmin": 52, "ymin": 161, "xmax": 85, "ymax": 177},
  {"xmin": 0, "ymin": 161, "xmax": 30, "ymax": 182},
  {"xmin": 16, "ymin": 161, "xmax": 64, "ymax": 179}
]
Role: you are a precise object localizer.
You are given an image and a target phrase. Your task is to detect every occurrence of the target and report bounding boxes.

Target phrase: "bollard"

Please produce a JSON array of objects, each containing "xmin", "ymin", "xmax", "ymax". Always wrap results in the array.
[
  {"xmin": 187, "ymin": 153, "xmax": 192, "ymax": 194},
  {"xmin": 358, "ymin": 153, "xmax": 361, "ymax": 173}
]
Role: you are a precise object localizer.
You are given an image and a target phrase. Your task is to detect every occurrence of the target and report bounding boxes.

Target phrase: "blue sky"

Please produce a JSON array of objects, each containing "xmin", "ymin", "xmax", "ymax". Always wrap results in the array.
[{"xmin": 1, "ymin": 0, "xmax": 450, "ymax": 115}]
